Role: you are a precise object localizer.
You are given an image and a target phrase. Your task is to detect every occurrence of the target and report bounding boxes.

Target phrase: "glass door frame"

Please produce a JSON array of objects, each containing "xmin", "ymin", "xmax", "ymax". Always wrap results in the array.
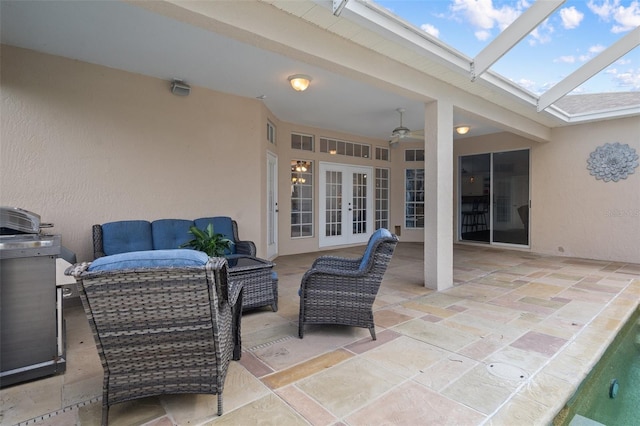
[
  {"xmin": 319, "ymin": 162, "xmax": 373, "ymax": 248},
  {"xmin": 458, "ymin": 148, "xmax": 530, "ymax": 248},
  {"xmin": 266, "ymin": 151, "xmax": 278, "ymax": 259}
]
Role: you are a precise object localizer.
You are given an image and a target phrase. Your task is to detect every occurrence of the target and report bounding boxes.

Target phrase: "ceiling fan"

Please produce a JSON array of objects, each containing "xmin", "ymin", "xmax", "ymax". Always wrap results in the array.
[{"xmin": 389, "ymin": 108, "xmax": 424, "ymax": 146}]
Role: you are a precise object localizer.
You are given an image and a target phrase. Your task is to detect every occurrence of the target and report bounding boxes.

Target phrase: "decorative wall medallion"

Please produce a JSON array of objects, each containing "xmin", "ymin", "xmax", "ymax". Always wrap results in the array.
[{"xmin": 586, "ymin": 142, "xmax": 639, "ymax": 182}]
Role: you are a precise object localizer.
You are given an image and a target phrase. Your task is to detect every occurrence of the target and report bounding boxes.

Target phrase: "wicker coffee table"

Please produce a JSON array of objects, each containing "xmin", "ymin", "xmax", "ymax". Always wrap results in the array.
[
  {"xmin": 226, "ymin": 256, "xmax": 278, "ymax": 360},
  {"xmin": 227, "ymin": 256, "xmax": 278, "ymax": 312}
]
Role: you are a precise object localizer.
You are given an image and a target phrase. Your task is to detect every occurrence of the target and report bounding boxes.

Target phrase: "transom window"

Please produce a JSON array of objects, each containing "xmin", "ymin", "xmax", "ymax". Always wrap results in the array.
[
  {"xmin": 405, "ymin": 149, "xmax": 425, "ymax": 162},
  {"xmin": 291, "ymin": 133, "xmax": 314, "ymax": 151},
  {"xmin": 319, "ymin": 137, "xmax": 370, "ymax": 158},
  {"xmin": 267, "ymin": 121, "xmax": 276, "ymax": 144},
  {"xmin": 375, "ymin": 146, "xmax": 390, "ymax": 161}
]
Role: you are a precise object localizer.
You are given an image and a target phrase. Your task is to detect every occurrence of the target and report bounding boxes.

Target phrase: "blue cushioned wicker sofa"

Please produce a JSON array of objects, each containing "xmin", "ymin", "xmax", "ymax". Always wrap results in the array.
[
  {"xmin": 92, "ymin": 216, "xmax": 278, "ymax": 315},
  {"xmin": 92, "ymin": 216, "xmax": 256, "ymax": 259}
]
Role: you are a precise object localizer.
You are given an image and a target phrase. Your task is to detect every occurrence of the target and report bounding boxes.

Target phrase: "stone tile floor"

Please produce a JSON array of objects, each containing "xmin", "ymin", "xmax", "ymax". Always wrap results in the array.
[{"xmin": 1, "ymin": 243, "xmax": 639, "ymax": 425}]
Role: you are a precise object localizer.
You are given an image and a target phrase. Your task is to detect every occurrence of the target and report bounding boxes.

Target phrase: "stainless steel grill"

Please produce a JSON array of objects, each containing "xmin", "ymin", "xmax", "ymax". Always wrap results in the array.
[{"xmin": 0, "ymin": 207, "xmax": 66, "ymax": 388}]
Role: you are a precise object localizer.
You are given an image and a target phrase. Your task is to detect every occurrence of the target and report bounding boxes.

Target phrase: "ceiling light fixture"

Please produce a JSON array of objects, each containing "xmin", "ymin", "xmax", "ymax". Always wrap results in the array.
[
  {"xmin": 288, "ymin": 74, "xmax": 312, "ymax": 92},
  {"xmin": 455, "ymin": 125, "xmax": 470, "ymax": 135}
]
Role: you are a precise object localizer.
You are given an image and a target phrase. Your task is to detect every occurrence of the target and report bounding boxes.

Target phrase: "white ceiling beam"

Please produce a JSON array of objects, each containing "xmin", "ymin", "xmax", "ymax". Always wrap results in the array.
[
  {"xmin": 472, "ymin": 0, "xmax": 564, "ymax": 81},
  {"xmin": 538, "ymin": 25, "xmax": 640, "ymax": 111}
]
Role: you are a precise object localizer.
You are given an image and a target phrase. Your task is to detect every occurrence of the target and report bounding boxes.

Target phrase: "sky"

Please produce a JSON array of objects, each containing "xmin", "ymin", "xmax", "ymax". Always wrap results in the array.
[{"xmin": 373, "ymin": 0, "xmax": 640, "ymax": 95}]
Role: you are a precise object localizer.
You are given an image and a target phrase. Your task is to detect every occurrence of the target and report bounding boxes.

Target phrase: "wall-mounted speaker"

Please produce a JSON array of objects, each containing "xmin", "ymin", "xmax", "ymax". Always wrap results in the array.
[{"xmin": 170, "ymin": 79, "xmax": 191, "ymax": 96}]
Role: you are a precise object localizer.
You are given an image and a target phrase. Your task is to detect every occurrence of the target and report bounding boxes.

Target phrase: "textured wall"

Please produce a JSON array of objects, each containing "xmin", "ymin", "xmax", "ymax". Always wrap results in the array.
[
  {"xmin": 535, "ymin": 119, "xmax": 640, "ymax": 263},
  {"xmin": 1, "ymin": 46, "xmax": 263, "ymax": 261}
]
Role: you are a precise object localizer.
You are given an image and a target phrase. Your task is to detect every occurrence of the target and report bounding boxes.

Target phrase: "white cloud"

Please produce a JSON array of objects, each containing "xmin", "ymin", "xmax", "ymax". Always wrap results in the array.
[
  {"xmin": 515, "ymin": 78, "xmax": 537, "ymax": 90},
  {"xmin": 528, "ymin": 21, "xmax": 554, "ymax": 45},
  {"xmin": 475, "ymin": 30, "xmax": 491, "ymax": 41},
  {"xmin": 612, "ymin": 1, "xmax": 640, "ymax": 32},
  {"xmin": 555, "ymin": 56, "xmax": 576, "ymax": 64},
  {"xmin": 588, "ymin": 0, "xmax": 640, "ymax": 33},
  {"xmin": 451, "ymin": 0, "xmax": 523, "ymax": 40},
  {"xmin": 612, "ymin": 67, "xmax": 640, "ymax": 89},
  {"xmin": 560, "ymin": 6, "xmax": 584, "ymax": 29},
  {"xmin": 576, "ymin": 44, "xmax": 607, "ymax": 62},
  {"xmin": 587, "ymin": 0, "xmax": 617, "ymax": 20},
  {"xmin": 421, "ymin": 23, "xmax": 440, "ymax": 38},
  {"xmin": 618, "ymin": 58, "xmax": 632, "ymax": 65}
]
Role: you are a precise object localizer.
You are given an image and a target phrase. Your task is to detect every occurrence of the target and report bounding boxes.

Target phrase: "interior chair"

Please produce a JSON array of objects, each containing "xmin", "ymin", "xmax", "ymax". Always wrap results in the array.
[
  {"xmin": 298, "ymin": 228, "xmax": 399, "ymax": 340},
  {"xmin": 66, "ymin": 250, "xmax": 235, "ymax": 426}
]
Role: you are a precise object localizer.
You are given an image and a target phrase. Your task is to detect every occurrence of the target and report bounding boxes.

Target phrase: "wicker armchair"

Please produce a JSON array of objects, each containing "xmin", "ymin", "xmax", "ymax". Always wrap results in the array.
[
  {"xmin": 66, "ymin": 252, "xmax": 235, "ymax": 425},
  {"xmin": 298, "ymin": 228, "xmax": 398, "ymax": 340}
]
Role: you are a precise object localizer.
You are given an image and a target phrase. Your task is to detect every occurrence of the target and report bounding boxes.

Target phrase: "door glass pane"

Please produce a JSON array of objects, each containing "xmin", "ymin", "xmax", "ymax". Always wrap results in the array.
[
  {"xmin": 460, "ymin": 154, "xmax": 490, "ymax": 242},
  {"xmin": 290, "ymin": 160, "xmax": 313, "ymax": 238},
  {"xmin": 492, "ymin": 150, "xmax": 529, "ymax": 245},
  {"xmin": 325, "ymin": 170, "xmax": 342, "ymax": 237},
  {"xmin": 352, "ymin": 172, "xmax": 367, "ymax": 235},
  {"xmin": 405, "ymin": 169, "xmax": 425, "ymax": 228},
  {"xmin": 375, "ymin": 168, "xmax": 389, "ymax": 230}
]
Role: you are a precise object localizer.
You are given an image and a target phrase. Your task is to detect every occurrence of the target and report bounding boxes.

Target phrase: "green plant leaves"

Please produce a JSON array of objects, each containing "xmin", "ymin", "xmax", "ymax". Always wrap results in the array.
[{"xmin": 180, "ymin": 223, "xmax": 233, "ymax": 257}]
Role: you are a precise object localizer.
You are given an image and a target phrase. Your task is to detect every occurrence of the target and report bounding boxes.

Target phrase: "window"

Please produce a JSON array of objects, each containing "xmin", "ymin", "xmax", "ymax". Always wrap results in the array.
[
  {"xmin": 319, "ymin": 137, "xmax": 370, "ymax": 158},
  {"xmin": 375, "ymin": 146, "xmax": 390, "ymax": 161},
  {"xmin": 291, "ymin": 133, "xmax": 314, "ymax": 151},
  {"xmin": 291, "ymin": 160, "xmax": 313, "ymax": 238},
  {"xmin": 375, "ymin": 168, "xmax": 389, "ymax": 230},
  {"xmin": 405, "ymin": 168, "xmax": 425, "ymax": 228},
  {"xmin": 405, "ymin": 149, "xmax": 425, "ymax": 162},
  {"xmin": 267, "ymin": 121, "xmax": 276, "ymax": 144}
]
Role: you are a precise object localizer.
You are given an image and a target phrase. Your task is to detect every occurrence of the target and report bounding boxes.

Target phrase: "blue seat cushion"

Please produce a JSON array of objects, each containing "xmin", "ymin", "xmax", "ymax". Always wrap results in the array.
[
  {"xmin": 88, "ymin": 249, "xmax": 209, "ymax": 272},
  {"xmin": 152, "ymin": 219, "xmax": 194, "ymax": 250},
  {"xmin": 359, "ymin": 228, "xmax": 392, "ymax": 271},
  {"xmin": 101, "ymin": 220, "xmax": 153, "ymax": 255},
  {"xmin": 194, "ymin": 216, "xmax": 236, "ymax": 255}
]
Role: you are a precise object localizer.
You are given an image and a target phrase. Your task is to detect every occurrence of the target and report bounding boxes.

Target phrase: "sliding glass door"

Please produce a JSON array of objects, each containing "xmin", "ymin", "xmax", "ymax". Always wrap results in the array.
[
  {"xmin": 459, "ymin": 149, "xmax": 529, "ymax": 246},
  {"xmin": 492, "ymin": 150, "xmax": 529, "ymax": 245}
]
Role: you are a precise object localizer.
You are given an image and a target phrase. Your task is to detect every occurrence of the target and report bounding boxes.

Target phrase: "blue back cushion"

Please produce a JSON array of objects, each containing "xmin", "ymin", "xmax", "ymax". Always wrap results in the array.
[
  {"xmin": 88, "ymin": 249, "xmax": 208, "ymax": 272},
  {"xmin": 359, "ymin": 228, "xmax": 392, "ymax": 271},
  {"xmin": 152, "ymin": 219, "xmax": 194, "ymax": 250},
  {"xmin": 194, "ymin": 216, "xmax": 236, "ymax": 255},
  {"xmin": 102, "ymin": 220, "xmax": 153, "ymax": 255}
]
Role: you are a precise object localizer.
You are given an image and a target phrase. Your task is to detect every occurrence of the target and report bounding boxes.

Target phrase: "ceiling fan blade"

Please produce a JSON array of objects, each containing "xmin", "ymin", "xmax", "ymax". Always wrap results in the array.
[
  {"xmin": 409, "ymin": 130, "xmax": 424, "ymax": 137},
  {"xmin": 388, "ymin": 136, "xmax": 400, "ymax": 147}
]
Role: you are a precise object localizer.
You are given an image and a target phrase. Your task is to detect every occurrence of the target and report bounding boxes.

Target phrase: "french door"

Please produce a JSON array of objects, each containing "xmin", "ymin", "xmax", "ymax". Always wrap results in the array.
[
  {"xmin": 459, "ymin": 149, "xmax": 530, "ymax": 246},
  {"xmin": 319, "ymin": 163, "xmax": 373, "ymax": 247}
]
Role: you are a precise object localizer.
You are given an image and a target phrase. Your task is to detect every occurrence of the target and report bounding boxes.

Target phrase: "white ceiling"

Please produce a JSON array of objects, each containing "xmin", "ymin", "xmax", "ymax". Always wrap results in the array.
[{"xmin": 0, "ymin": 0, "xmax": 503, "ymax": 142}]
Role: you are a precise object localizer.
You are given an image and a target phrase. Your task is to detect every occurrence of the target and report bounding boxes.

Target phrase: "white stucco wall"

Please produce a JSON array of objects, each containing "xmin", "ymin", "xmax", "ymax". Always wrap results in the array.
[{"xmin": 1, "ymin": 46, "xmax": 264, "ymax": 261}]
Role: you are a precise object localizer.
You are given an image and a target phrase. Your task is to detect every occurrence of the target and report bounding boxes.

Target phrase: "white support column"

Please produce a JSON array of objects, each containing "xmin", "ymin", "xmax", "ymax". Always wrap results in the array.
[{"xmin": 423, "ymin": 100, "xmax": 454, "ymax": 290}]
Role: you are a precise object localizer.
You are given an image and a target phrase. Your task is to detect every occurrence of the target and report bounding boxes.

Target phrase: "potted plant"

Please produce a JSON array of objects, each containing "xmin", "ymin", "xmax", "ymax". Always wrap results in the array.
[{"xmin": 180, "ymin": 223, "xmax": 233, "ymax": 257}]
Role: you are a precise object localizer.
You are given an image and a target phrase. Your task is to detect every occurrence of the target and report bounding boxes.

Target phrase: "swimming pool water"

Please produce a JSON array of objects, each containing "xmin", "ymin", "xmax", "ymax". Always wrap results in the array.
[{"xmin": 558, "ymin": 308, "xmax": 640, "ymax": 426}]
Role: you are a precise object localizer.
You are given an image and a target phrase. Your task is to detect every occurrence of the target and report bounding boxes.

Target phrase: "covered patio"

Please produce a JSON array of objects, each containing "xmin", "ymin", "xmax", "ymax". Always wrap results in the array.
[{"xmin": 2, "ymin": 244, "xmax": 639, "ymax": 425}]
